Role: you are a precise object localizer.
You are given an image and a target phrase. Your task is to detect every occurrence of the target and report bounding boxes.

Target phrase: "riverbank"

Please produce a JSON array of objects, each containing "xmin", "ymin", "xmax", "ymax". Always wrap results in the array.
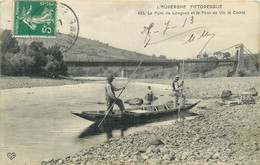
[
  {"xmin": 0, "ymin": 76, "xmax": 85, "ymax": 90},
  {"xmin": 41, "ymin": 76, "xmax": 260, "ymax": 164},
  {"xmin": 44, "ymin": 100, "xmax": 260, "ymax": 164}
]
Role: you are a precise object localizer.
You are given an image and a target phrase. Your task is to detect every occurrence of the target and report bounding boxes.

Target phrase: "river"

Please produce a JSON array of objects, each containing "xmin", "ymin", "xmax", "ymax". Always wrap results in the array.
[{"xmin": 0, "ymin": 79, "xmax": 192, "ymax": 165}]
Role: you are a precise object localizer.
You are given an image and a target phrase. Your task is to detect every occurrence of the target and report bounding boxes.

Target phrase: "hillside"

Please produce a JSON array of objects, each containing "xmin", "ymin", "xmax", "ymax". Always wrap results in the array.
[
  {"xmin": 1, "ymin": 29, "xmax": 259, "ymax": 78},
  {"xmin": 13, "ymin": 32, "xmax": 165, "ymax": 61}
]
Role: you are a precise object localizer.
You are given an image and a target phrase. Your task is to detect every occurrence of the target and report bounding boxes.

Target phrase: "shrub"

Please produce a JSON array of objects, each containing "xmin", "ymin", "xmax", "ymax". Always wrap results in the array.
[
  {"xmin": 0, "ymin": 30, "xmax": 68, "ymax": 77},
  {"xmin": 10, "ymin": 53, "xmax": 35, "ymax": 76},
  {"xmin": 1, "ymin": 52, "xmax": 16, "ymax": 75},
  {"xmin": 0, "ymin": 30, "xmax": 20, "ymax": 54}
]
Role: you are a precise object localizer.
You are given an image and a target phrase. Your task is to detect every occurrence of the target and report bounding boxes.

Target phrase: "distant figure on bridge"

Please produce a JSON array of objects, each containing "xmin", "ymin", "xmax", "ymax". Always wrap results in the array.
[
  {"xmin": 172, "ymin": 75, "xmax": 186, "ymax": 108},
  {"xmin": 105, "ymin": 75, "xmax": 125, "ymax": 113}
]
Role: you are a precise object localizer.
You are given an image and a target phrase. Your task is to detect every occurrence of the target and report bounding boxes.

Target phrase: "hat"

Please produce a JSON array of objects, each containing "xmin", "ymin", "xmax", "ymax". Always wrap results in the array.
[
  {"xmin": 175, "ymin": 75, "xmax": 180, "ymax": 78},
  {"xmin": 107, "ymin": 75, "xmax": 115, "ymax": 80}
]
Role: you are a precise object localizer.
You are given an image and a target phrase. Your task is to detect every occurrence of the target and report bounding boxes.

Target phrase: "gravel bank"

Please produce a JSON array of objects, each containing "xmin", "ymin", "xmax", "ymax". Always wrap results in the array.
[
  {"xmin": 0, "ymin": 76, "xmax": 85, "ymax": 90},
  {"xmin": 43, "ymin": 77, "xmax": 260, "ymax": 165},
  {"xmin": 44, "ymin": 100, "xmax": 260, "ymax": 164},
  {"xmin": 137, "ymin": 76, "xmax": 260, "ymax": 99}
]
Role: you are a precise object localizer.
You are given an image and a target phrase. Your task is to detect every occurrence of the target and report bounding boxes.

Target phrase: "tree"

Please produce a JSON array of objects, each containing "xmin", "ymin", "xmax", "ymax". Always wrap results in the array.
[
  {"xmin": 43, "ymin": 45, "xmax": 67, "ymax": 78},
  {"xmin": 1, "ymin": 30, "xmax": 20, "ymax": 75},
  {"xmin": 10, "ymin": 53, "xmax": 35, "ymax": 76},
  {"xmin": 26, "ymin": 41, "xmax": 48, "ymax": 75},
  {"xmin": 0, "ymin": 30, "xmax": 20, "ymax": 54},
  {"xmin": 1, "ymin": 52, "xmax": 16, "ymax": 75},
  {"xmin": 159, "ymin": 55, "xmax": 167, "ymax": 60},
  {"xmin": 1, "ymin": 35, "xmax": 67, "ymax": 77}
]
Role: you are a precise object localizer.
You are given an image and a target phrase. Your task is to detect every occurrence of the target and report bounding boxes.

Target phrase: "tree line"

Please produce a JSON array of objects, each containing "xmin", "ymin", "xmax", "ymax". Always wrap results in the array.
[{"xmin": 0, "ymin": 30, "xmax": 68, "ymax": 78}]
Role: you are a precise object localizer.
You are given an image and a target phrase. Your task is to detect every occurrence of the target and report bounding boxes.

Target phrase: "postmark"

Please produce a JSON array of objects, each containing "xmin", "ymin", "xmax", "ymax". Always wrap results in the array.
[
  {"xmin": 13, "ymin": 0, "xmax": 56, "ymax": 37},
  {"xmin": 55, "ymin": 2, "xmax": 79, "ymax": 52}
]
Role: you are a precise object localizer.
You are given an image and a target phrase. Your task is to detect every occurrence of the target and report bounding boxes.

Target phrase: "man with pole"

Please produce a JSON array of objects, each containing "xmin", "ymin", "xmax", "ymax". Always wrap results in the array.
[
  {"xmin": 98, "ymin": 60, "xmax": 143, "ymax": 127},
  {"xmin": 172, "ymin": 75, "xmax": 186, "ymax": 108},
  {"xmin": 172, "ymin": 61, "xmax": 186, "ymax": 109},
  {"xmin": 105, "ymin": 75, "xmax": 126, "ymax": 114}
]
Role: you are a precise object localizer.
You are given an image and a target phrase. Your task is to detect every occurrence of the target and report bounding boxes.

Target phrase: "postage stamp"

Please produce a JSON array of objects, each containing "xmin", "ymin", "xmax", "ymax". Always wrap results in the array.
[
  {"xmin": 1, "ymin": 0, "xmax": 259, "ymax": 165},
  {"xmin": 13, "ymin": 0, "xmax": 56, "ymax": 37}
]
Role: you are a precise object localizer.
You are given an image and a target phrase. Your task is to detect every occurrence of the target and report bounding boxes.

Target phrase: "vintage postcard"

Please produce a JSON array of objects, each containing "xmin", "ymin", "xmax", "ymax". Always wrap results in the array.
[{"xmin": 0, "ymin": 0, "xmax": 259, "ymax": 164}]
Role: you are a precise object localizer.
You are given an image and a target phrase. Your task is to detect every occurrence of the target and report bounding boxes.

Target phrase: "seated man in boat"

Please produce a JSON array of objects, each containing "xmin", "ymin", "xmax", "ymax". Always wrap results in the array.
[
  {"xmin": 105, "ymin": 75, "xmax": 126, "ymax": 113},
  {"xmin": 145, "ymin": 86, "xmax": 156, "ymax": 104},
  {"xmin": 172, "ymin": 75, "xmax": 186, "ymax": 108}
]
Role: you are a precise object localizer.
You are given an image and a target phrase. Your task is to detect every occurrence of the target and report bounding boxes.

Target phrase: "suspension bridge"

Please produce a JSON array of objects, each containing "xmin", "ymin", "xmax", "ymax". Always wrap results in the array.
[{"xmin": 65, "ymin": 43, "xmax": 253, "ymax": 75}]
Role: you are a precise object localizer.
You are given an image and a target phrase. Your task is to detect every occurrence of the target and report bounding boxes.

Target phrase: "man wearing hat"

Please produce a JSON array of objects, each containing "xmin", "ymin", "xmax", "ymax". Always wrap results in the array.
[
  {"xmin": 172, "ymin": 75, "xmax": 186, "ymax": 108},
  {"xmin": 105, "ymin": 75, "xmax": 125, "ymax": 113}
]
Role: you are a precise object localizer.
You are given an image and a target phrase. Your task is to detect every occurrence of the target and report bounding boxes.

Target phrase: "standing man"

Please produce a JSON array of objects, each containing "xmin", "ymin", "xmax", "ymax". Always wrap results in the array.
[
  {"xmin": 172, "ymin": 75, "xmax": 186, "ymax": 108},
  {"xmin": 105, "ymin": 75, "xmax": 126, "ymax": 113}
]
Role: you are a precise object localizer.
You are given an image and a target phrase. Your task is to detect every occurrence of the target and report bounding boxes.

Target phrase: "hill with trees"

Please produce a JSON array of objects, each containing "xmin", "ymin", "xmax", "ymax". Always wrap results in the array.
[{"xmin": 16, "ymin": 33, "xmax": 167, "ymax": 62}]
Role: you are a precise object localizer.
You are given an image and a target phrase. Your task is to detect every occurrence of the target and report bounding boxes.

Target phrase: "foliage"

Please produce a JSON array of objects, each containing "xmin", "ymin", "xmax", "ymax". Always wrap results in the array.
[
  {"xmin": 0, "ymin": 30, "xmax": 67, "ymax": 77},
  {"xmin": 1, "ymin": 52, "xmax": 16, "ymax": 75},
  {"xmin": 188, "ymin": 57, "xmax": 218, "ymax": 75},
  {"xmin": 26, "ymin": 41, "xmax": 48, "ymax": 75},
  {"xmin": 10, "ymin": 53, "xmax": 35, "ymax": 76},
  {"xmin": 0, "ymin": 30, "xmax": 20, "ymax": 54}
]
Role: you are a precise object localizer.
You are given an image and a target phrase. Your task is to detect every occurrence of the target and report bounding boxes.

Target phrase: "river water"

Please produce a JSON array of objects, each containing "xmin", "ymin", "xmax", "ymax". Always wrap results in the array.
[{"xmin": 0, "ymin": 79, "xmax": 192, "ymax": 165}]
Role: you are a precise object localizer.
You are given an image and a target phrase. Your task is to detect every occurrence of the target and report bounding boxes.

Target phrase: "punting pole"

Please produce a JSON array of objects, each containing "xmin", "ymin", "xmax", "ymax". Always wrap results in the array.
[{"xmin": 98, "ymin": 60, "xmax": 143, "ymax": 127}]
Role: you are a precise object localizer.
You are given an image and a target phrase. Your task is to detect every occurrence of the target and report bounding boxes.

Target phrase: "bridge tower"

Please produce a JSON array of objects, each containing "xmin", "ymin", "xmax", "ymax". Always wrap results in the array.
[{"xmin": 235, "ymin": 43, "xmax": 245, "ymax": 75}]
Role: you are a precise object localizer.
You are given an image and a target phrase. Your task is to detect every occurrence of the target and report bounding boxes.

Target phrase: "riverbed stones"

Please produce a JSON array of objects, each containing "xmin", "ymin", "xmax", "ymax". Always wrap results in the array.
[
  {"xmin": 44, "ymin": 94, "xmax": 260, "ymax": 165},
  {"xmin": 147, "ymin": 136, "xmax": 164, "ymax": 146},
  {"xmin": 221, "ymin": 90, "xmax": 232, "ymax": 99},
  {"xmin": 243, "ymin": 87, "xmax": 258, "ymax": 96}
]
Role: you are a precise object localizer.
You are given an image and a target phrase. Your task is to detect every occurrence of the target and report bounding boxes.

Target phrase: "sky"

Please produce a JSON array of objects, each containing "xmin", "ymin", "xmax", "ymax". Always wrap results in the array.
[{"xmin": 0, "ymin": 0, "xmax": 259, "ymax": 59}]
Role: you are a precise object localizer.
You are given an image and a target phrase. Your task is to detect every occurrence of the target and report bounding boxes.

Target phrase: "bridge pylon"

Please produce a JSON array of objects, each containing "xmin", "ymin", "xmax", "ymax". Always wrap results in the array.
[{"xmin": 234, "ymin": 43, "xmax": 245, "ymax": 75}]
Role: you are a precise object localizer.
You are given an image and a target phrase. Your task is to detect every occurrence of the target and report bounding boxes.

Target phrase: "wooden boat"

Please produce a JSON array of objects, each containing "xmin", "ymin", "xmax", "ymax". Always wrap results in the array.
[{"xmin": 71, "ymin": 101, "xmax": 200, "ymax": 125}]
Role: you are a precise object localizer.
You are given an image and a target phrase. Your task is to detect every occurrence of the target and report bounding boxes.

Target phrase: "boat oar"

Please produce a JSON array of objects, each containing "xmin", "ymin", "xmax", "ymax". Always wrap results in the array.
[
  {"xmin": 178, "ymin": 60, "xmax": 185, "ymax": 120},
  {"xmin": 98, "ymin": 60, "xmax": 143, "ymax": 127}
]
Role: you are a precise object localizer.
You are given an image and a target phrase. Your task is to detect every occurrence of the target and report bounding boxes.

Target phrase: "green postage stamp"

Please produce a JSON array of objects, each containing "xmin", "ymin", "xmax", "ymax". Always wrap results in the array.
[{"xmin": 13, "ymin": 0, "xmax": 56, "ymax": 37}]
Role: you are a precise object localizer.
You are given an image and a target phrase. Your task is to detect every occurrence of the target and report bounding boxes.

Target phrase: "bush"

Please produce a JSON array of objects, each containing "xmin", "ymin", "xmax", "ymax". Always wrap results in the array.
[
  {"xmin": 188, "ymin": 57, "xmax": 218, "ymax": 76},
  {"xmin": 10, "ymin": 53, "xmax": 35, "ymax": 76},
  {"xmin": 0, "ymin": 30, "xmax": 68, "ymax": 77},
  {"xmin": 0, "ymin": 30, "xmax": 20, "ymax": 54},
  {"xmin": 1, "ymin": 52, "xmax": 16, "ymax": 75}
]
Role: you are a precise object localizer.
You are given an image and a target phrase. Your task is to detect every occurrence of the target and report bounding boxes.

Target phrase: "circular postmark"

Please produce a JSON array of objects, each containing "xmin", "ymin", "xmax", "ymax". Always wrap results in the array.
[
  {"xmin": 25, "ymin": 2, "xmax": 79, "ymax": 53},
  {"xmin": 55, "ymin": 3, "xmax": 79, "ymax": 53}
]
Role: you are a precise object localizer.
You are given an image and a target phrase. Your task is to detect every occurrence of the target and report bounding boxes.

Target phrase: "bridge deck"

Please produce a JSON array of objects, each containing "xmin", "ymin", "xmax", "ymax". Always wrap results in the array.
[{"xmin": 65, "ymin": 60, "xmax": 238, "ymax": 67}]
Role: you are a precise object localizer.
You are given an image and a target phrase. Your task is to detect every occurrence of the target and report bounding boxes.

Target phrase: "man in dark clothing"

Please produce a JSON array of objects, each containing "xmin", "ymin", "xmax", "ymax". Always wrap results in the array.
[{"xmin": 105, "ymin": 75, "xmax": 125, "ymax": 113}]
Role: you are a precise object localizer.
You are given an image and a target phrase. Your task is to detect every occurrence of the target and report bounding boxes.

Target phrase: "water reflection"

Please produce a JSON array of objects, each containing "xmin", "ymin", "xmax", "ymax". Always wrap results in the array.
[
  {"xmin": 78, "ymin": 122, "xmax": 128, "ymax": 139},
  {"xmin": 78, "ymin": 111, "xmax": 198, "ymax": 140}
]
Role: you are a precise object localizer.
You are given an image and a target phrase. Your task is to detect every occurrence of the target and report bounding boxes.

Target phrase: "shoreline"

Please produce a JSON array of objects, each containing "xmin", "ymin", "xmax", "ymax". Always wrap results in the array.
[
  {"xmin": 0, "ymin": 76, "xmax": 86, "ymax": 90},
  {"xmin": 1, "ymin": 76, "xmax": 260, "ymax": 164},
  {"xmin": 37, "ymin": 76, "xmax": 259, "ymax": 164},
  {"xmin": 1, "ymin": 76, "xmax": 259, "ymax": 91},
  {"xmin": 44, "ymin": 99, "xmax": 260, "ymax": 164}
]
